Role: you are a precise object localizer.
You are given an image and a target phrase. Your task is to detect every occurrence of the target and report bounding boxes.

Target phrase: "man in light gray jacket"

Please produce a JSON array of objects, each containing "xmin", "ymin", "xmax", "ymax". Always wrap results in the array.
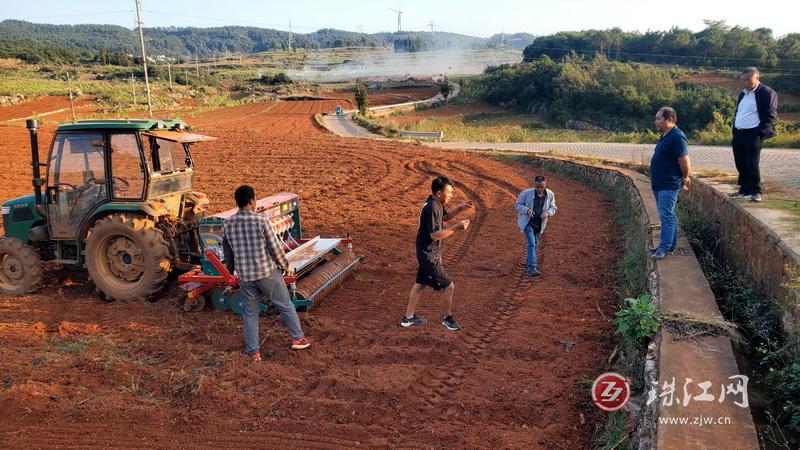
[{"xmin": 515, "ymin": 175, "xmax": 557, "ymax": 276}]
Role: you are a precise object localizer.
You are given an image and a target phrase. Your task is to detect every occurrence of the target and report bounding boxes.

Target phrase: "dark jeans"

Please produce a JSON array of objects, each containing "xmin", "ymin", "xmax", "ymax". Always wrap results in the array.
[{"xmin": 732, "ymin": 129, "xmax": 763, "ymax": 195}]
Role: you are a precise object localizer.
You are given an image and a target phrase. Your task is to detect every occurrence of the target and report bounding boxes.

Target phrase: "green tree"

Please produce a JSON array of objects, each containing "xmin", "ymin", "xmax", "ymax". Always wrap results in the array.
[
  {"xmin": 355, "ymin": 81, "xmax": 369, "ymax": 116},
  {"xmin": 439, "ymin": 76, "xmax": 453, "ymax": 99}
]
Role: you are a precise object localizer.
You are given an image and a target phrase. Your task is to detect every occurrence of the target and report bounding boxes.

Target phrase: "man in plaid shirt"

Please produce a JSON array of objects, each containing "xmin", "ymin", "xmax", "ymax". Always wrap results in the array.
[{"xmin": 222, "ymin": 185, "xmax": 311, "ymax": 361}]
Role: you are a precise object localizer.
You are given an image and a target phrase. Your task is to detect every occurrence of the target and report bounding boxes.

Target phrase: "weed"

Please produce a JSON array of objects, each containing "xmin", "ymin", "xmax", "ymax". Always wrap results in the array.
[
  {"xmin": 679, "ymin": 200, "xmax": 800, "ymax": 442},
  {"xmin": 57, "ymin": 338, "xmax": 90, "ymax": 355},
  {"xmin": 614, "ymin": 295, "xmax": 661, "ymax": 346}
]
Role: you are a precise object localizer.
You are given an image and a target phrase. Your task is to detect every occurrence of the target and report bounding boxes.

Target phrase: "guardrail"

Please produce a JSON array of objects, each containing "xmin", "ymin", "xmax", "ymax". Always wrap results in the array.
[{"xmin": 397, "ymin": 130, "xmax": 444, "ymax": 142}]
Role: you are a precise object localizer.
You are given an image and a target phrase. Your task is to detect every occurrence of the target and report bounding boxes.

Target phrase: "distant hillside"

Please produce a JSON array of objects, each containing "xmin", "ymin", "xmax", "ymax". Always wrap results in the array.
[
  {"xmin": 522, "ymin": 23, "xmax": 800, "ymax": 70},
  {"xmin": 0, "ymin": 20, "xmax": 535, "ymax": 63}
]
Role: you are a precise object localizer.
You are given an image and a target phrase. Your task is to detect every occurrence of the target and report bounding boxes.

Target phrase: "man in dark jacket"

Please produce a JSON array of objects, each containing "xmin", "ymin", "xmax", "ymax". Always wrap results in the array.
[{"xmin": 730, "ymin": 67, "xmax": 778, "ymax": 202}]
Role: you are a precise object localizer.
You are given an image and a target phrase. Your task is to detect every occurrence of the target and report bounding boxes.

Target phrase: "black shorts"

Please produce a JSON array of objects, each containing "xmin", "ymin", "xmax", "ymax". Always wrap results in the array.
[{"xmin": 415, "ymin": 259, "xmax": 453, "ymax": 290}]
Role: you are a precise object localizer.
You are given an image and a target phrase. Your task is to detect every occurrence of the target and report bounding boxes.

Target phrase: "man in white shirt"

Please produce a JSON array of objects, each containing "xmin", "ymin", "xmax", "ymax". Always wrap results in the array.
[{"xmin": 730, "ymin": 67, "xmax": 778, "ymax": 202}]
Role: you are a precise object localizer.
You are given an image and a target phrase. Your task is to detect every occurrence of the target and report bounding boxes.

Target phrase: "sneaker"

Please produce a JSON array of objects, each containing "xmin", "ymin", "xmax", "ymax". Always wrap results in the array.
[
  {"xmin": 729, "ymin": 192, "xmax": 747, "ymax": 199},
  {"xmin": 401, "ymin": 315, "xmax": 427, "ymax": 327},
  {"xmin": 442, "ymin": 315, "xmax": 462, "ymax": 331},
  {"xmin": 528, "ymin": 268, "xmax": 542, "ymax": 277},
  {"xmin": 248, "ymin": 351, "xmax": 262, "ymax": 362},
  {"xmin": 750, "ymin": 194, "xmax": 762, "ymax": 202},
  {"xmin": 291, "ymin": 336, "xmax": 312, "ymax": 350},
  {"xmin": 650, "ymin": 246, "xmax": 675, "ymax": 254},
  {"xmin": 652, "ymin": 249, "xmax": 667, "ymax": 260}
]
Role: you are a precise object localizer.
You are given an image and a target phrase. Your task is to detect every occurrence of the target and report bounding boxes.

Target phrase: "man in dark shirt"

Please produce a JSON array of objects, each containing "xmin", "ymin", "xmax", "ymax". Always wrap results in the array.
[
  {"xmin": 650, "ymin": 107, "xmax": 692, "ymax": 260},
  {"xmin": 402, "ymin": 175, "xmax": 473, "ymax": 331}
]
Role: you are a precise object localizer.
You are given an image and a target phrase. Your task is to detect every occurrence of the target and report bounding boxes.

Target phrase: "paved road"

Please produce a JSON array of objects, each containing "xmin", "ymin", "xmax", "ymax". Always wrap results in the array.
[
  {"xmin": 322, "ymin": 113, "xmax": 389, "ymax": 140},
  {"xmin": 427, "ymin": 141, "xmax": 800, "ymax": 189},
  {"xmin": 322, "ymin": 82, "xmax": 460, "ymax": 140}
]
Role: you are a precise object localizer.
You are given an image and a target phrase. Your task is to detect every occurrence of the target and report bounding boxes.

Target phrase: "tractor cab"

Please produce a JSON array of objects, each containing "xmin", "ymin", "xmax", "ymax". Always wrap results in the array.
[
  {"xmin": 1, "ymin": 119, "xmax": 214, "ymax": 299},
  {"xmin": 39, "ymin": 120, "xmax": 214, "ymax": 261}
]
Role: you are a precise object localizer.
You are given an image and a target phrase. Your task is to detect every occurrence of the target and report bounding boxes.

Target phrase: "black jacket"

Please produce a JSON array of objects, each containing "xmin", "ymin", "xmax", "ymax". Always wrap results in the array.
[{"xmin": 733, "ymin": 82, "xmax": 778, "ymax": 139}]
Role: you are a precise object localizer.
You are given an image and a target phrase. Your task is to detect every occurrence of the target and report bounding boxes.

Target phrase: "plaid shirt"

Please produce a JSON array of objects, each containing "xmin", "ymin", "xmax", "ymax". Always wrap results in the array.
[{"xmin": 221, "ymin": 209, "xmax": 288, "ymax": 282}]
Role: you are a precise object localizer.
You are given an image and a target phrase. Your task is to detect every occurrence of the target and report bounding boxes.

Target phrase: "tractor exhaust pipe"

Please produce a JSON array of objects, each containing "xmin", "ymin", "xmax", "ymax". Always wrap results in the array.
[{"xmin": 26, "ymin": 119, "xmax": 46, "ymax": 216}]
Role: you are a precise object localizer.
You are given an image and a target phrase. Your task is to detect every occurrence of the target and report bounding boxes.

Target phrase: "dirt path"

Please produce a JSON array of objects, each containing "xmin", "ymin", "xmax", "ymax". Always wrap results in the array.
[{"xmin": 0, "ymin": 97, "xmax": 620, "ymax": 448}]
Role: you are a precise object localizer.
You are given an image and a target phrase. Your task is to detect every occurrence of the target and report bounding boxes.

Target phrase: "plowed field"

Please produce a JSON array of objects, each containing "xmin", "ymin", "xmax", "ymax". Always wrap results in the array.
[{"xmin": 1, "ymin": 93, "xmax": 620, "ymax": 448}]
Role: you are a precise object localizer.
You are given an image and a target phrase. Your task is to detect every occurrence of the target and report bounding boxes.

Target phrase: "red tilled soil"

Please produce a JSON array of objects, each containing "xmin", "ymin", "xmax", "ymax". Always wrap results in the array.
[
  {"xmin": 389, "ymin": 102, "xmax": 505, "ymax": 126},
  {"xmin": 0, "ymin": 96, "xmax": 94, "ymax": 123},
  {"xmin": 686, "ymin": 72, "xmax": 800, "ymax": 106},
  {"xmin": 320, "ymin": 85, "xmax": 441, "ymax": 107},
  {"xmin": 0, "ymin": 95, "xmax": 621, "ymax": 448}
]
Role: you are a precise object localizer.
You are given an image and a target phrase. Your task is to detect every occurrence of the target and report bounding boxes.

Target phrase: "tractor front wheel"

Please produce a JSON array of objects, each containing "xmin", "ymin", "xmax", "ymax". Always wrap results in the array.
[
  {"xmin": 0, "ymin": 238, "xmax": 43, "ymax": 295},
  {"xmin": 85, "ymin": 214, "xmax": 172, "ymax": 301}
]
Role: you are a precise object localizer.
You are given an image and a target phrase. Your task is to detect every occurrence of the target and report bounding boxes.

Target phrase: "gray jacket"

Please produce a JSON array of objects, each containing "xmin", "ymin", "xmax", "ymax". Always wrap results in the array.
[{"xmin": 515, "ymin": 188, "xmax": 557, "ymax": 233}]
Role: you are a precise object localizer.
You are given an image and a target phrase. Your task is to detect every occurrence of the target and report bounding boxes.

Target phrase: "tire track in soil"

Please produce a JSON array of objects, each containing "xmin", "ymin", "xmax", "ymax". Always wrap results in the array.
[
  {"xmin": 394, "ymin": 158, "xmax": 547, "ymax": 433},
  {"xmin": 0, "ymin": 427, "xmax": 362, "ymax": 449},
  {"xmin": 300, "ymin": 150, "xmax": 493, "ymax": 406},
  {"xmin": 388, "ymin": 157, "xmax": 529, "ymax": 428},
  {"xmin": 446, "ymin": 159, "xmax": 550, "ymax": 267}
]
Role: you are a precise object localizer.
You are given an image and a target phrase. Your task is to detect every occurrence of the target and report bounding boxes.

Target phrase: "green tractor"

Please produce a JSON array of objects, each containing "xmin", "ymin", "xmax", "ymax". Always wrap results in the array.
[{"xmin": 0, "ymin": 118, "xmax": 215, "ymax": 300}]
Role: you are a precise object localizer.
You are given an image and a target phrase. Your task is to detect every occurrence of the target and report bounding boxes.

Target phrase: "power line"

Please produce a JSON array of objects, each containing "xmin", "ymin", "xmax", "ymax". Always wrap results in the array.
[
  {"xmin": 12, "ymin": 11, "xmax": 133, "ymax": 20},
  {"xmin": 142, "ymin": 10, "xmax": 317, "ymax": 31}
]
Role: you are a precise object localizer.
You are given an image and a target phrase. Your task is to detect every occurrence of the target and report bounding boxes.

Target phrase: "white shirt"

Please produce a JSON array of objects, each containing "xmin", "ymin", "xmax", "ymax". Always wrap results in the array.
[{"xmin": 735, "ymin": 88, "xmax": 760, "ymax": 129}]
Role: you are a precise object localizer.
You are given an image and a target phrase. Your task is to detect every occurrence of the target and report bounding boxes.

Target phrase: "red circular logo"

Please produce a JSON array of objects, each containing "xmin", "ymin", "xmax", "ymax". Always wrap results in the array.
[{"xmin": 591, "ymin": 372, "xmax": 630, "ymax": 411}]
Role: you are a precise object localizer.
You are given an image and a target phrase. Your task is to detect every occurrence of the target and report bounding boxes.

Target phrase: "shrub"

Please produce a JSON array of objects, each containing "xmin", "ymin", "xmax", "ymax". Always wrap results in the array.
[
  {"xmin": 613, "ymin": 294, "xmax": 661, "ymax": 346},
  {"xmin": 355, "ymin": 81, "xmax": 368, "ymax": 116},
  {"xmin": 259, "ymin": 72, "xmax": 292, "ymax": 85}
]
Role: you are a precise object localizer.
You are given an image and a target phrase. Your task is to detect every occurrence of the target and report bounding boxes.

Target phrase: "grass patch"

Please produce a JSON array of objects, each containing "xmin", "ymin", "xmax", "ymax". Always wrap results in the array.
[
  {"xmin": 748, "ymin": 198, "xmax": 800, "ymax": 232},
  {"xmin": 373, "ymin": 106, "xmax": 800, "ymax": 149},
  {"xmin": 56, "ymin": 337, "xmax": 91, "ymax": 355},
  {"xmin": 374, "ymin": 111, "xmax": 661, "ymax": 144}
]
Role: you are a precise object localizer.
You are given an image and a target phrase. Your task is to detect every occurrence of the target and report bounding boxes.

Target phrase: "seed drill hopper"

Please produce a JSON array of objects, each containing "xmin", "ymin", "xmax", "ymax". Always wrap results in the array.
[{"xmin": 177, "ymin": 192, "xmax": 363, "ymax": 313}]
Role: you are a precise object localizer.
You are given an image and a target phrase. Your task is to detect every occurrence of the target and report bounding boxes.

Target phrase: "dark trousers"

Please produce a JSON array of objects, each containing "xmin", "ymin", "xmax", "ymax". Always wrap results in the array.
[{"xmin": 732, "ymin": 129, "xmax": 763, "ymax": 195}]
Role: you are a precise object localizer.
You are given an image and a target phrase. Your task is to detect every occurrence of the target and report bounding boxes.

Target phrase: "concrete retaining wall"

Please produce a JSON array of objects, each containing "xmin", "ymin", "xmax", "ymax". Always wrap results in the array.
[{"xmin": 681, "ymin": 180, "xmax": 800, "ymax": 333}]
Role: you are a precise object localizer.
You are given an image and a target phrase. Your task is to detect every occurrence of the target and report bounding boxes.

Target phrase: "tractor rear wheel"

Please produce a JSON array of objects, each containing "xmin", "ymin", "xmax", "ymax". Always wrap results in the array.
[
  {"xmin": 0, "ymin": 238, "xmax": 43, "ymax": 295},
  {"xmin": 85, "ymin": 213, "xmax": 172, "ymax": 301}
]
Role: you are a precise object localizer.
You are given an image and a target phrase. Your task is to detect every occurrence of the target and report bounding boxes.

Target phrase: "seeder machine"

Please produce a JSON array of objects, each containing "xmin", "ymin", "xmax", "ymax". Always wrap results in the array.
[{"xmin": 177, "ymin": 192, "xmax": 362, "ymax": 314}]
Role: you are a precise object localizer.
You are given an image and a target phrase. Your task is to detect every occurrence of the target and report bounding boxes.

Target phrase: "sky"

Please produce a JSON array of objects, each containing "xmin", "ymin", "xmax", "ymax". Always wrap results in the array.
[{"xmin": 1, "ymin": 0, "xmax": 797, "ymax": 38}]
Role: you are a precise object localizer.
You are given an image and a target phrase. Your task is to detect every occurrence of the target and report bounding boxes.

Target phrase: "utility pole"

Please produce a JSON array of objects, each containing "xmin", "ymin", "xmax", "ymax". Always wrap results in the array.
[
  {"xmin": 134, "ymin": 0, "xmax": 153, "ymax": 117},
  {"xmin": 66, "ymin": 72, "xmax": 76, "ymax": 120},
  {"xmin": 131, "ymin": 73, "xmax": 137, "ymax": 105},
  {"xmin": 288, "ymin": 20, "xmax": 293, "ymax": 52},
  {"xmin": 167, "ymin": 61, "xmax": 173, "ymax": 90}
]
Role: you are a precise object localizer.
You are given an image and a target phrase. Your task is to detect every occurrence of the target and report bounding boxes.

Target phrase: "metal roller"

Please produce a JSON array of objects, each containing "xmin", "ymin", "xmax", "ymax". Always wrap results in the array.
[{"xmin": 294, "ymin": 250, "xmax": 361, "ymax": 304}]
